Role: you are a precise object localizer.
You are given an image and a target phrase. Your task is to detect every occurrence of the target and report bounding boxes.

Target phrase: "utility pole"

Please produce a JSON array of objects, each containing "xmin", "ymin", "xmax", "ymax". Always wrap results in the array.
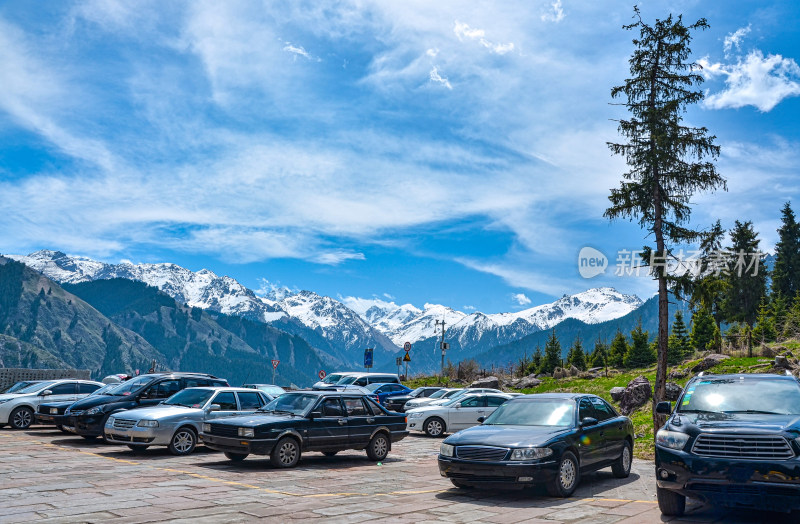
[{"xmin": 435, "ymin": 319, "xmax": 448, "ymax": 377}]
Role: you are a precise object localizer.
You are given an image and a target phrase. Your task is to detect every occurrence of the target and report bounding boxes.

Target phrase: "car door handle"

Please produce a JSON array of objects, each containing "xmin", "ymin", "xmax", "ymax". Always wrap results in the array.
[
  {"xmin": 338, "ymin": 418, "xmax": 346, "ymax": 425},
  {"xmin": 366, "ymin": 418, "xmax": 375, "ymax": 423}
]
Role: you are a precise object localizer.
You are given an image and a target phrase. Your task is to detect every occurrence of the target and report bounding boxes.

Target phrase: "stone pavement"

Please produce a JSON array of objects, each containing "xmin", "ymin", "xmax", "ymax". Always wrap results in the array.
[{"xmin": 0, "ymin": 428, "xmax": 795, "ymax": 523}]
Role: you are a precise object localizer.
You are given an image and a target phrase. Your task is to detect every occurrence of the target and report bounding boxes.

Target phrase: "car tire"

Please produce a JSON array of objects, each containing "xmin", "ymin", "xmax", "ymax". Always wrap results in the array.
[
  {"xmin": 366, "ymin": 433, "xmax": 390, "ymax": 461},
  {"xmin": 322, "ymin": 451, "xmax": 338, "ymax": 457},
  {"xmin": 657, "ymin": 487, "xmax": 686, "ymax": 516},
  {"xmin": 450, "ymin": 479, "xmax": 472, "ymax": 489},
  {"xmin": 611, "ymin": 441, "xmax": 632, "ymax": 478},
  {"xmin": 546, "ymin": 451, "xmax": 580, "ymax": 497},
  {"xmin": 424, "ymin": 417, "xmax": 446, "ymax": 438},
  {"xmin": 270, "ymin": 437, "xmax": 301, "ymax": 468},
  {"xmin": 9, "ymin": 407, "xmax": 34, "ymax": 429},
  {"xmin": 224, "ymin": 451, "xmax": 248, "ymax": 462},
  {"xmin": 168, "ymin": 427, "xmax": 197, "ymax": 456}
]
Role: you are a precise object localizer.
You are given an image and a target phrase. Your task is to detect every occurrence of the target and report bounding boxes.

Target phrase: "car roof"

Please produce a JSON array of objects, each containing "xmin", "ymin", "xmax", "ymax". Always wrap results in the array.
[
  {"xmin": 182, "ymin": 387, "xmax": 267, "ymax": 393},
  {"xmin": 688, "ymin": 373, "xmax": 799, "ymax": 383},
  {"xmin": 514, "ymin": 392, "xmax": 592, "ymax": 400}
]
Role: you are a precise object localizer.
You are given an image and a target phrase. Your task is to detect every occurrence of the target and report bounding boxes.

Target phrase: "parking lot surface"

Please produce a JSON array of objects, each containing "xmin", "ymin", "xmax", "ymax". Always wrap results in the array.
[{"xmin": 0, "ymin": 428, "xmax": 796, "ymax": 523}]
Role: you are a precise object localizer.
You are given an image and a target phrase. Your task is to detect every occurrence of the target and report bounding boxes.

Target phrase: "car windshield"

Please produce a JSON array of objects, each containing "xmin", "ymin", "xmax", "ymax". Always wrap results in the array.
[
  {"xmin": 106, "ymin": 375, "xmax": 152, "ymax": 396},
  {"xmin": 164, "ymin": 389, "xmax": 214, "ymax": 408},
  {"xmin": 409, "ymin": 388, "xmax": 427, "ymax": 398},
  {"xmin": 335, "ymin": 376, "xmax": 358, "ymax": 385},
  {"xmin": 255, "ymin": 385, "xmax": 285, "ymax": 396},
  {"xmin": 677, "ymin": 378, "xmax": 800, "ymax": 415},
  {"xmin": 365, "ymin": 383, "xmax": 385, "ymax": 392},
  {"xmin": 259, "ymin": 393, "xmax": 318, "ymax": 415},
  {"xmin": 427, "ymin": 389, "xmax": 450, "ymax": 399},
  {"xmin": 442, "ymin": 394, "xmax": 477, "ymax": 407},
  {"xmin": 4, "ymin": 381, "xmax": 37, "ymax": 393},
  {"xmin": 322, "ymin": 374, "xmax": 346, "ymax": 384},
  {"xmin": 483, "ymin": 399, "xmax": 576, "ymax": 426},
  {"xmin": 90, "ymin": 384, "xmax": 117, "ymax": 396},
  {"xmin": 16, "ymin": 381, "xmax": 57, "ymax": 394}
]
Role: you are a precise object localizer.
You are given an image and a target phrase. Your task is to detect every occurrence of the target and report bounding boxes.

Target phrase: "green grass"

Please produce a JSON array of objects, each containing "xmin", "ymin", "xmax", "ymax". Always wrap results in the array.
[{"xmin": 404, "ymin": 355, "xmax": 776, "ymax": 460}]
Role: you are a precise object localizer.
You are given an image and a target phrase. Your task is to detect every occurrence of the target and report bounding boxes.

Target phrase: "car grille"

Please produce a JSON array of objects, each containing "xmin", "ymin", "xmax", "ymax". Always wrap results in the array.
[
  {"xmin": 448, "ymin": 473, "xmax": 516, "ymax": 483},
  {"xmin": 455, "ymin": 446, "xmax": 509, "ymax": 461},
  {"xmin": 66, "ymin": 410, "xmax": 83, "ymax": 416},
  {"xmin": 208, "ymin": 423, "xmax": 239, "ymax": 438},
  {"xmin": 691, "ymin": 434, "xmax": 795, "ymax": 460},
  {"xmin": 113, "ymin": 419, "xmax": 136, "ymax": 430}
]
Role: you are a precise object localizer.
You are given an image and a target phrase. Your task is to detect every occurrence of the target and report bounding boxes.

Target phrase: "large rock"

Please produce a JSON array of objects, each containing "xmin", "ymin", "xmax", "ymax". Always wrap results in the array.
[
  {"xmin": 609, "ymin": 387, "xmax": 626, "ymax": 402},
  {"xmin": 774, "ymin": 355, "xmax": 791, "ymax": 369},
  {"xmin": 668, "ymin": 368, "xmax": 688, "ymax": 379},
  {"xmin": 552, "ymin": 367, "xmax": 567, "ymax": 380},
  {"xmin": 618, "ymin": 376, "xmax": 652, "ymax": 416},
  {"xmin": 691, "ymin": 353, "xmax": 730, "ymax": 373},
  {"xmin": 569, "ymin": 365, "xmax": 580, "ymax": 377},
  {"xmin": 665, "ymin": 382, "xmax": 682, "ymax": 402},
  {"xmin": 469, "ymin": 376, "xmax": 500, "ymax": 389}
]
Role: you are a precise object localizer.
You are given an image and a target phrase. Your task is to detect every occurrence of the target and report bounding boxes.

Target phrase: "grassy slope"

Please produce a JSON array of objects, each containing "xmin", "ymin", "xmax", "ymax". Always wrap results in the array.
[{"xmin": 405, "ymin": 351, "xmax": 794, "ymax": 460}]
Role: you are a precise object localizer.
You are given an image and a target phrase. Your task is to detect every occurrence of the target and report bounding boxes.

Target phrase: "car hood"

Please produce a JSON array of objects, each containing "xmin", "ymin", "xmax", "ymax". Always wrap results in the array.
[
  {"xmin": 407, "ymin": 405, "xmax": 447, "ymax": 415},
  {"xmin": 207, "ymin": 413, "xmax": 299, "ymax": 427},
  {"xmin": 69, "ymin": 394, "xmax": 127, "ymax": 410},
  {"xmin": 0, "ymin": 392, "xmax": 36, "ymax": 400},
  {"xmin": 673, "ymin": 412, "xmax": 800, "ymax": 433},
  {"xmin": 40, "ymin": 400, "xmax": 76, "ymax": 408},
  {"xmin": 444, "ymin": 424, "xmax": 570, "ymax": 447},
  {"xmin": 388, "ymin": 396, "xmax": 413, "ymax": 402},
  {"xmin": 113, "ymin": 405, "xmax": 202, "ymax": 421}
]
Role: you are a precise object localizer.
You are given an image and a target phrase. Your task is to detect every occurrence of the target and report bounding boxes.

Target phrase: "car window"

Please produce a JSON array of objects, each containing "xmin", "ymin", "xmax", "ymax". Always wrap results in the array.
[
  {"xmin": 343, "ymin": 398, "xmax": 369, "ymax": 416},
  {"xmin": 210, "ymin": 379, "xmax": 228, "ymax": 387},
  {"xmin": 78, "ymin": 383, "xmax": 101, "ymax": 394},
  {"xmin": 48, "ymin": 383, "xmax": 76, "ymax": 395},
  {"xmin": 237, "ymin": 392, "xmax": 266, "ymax": 410},
  {"xmin": 185, "ymin": 378, "xmax": 211, "ymax": 388},
  {"xmin": 353, "ymin": 377, "xmax": 368, "ymax": 386},
  {"xmin": 214, "ymin": 392, "xmax": 238, "ymax": 410},
  {"xmin": 364, "ymin": 397, "xmax": 385, "ymax": 415},
  {"xmin": 578, "ymin": 398, "xmax": 595, "ymax": 421},
  {"xmin": 461, "ymin": 396, "xmax": 484, "ymax": 408},
  {"xmin": 486, "ymin": 396, "xmax": 509, "ymax": 407},
  {"xmin": 320, "ymin": 398, "xmax": 345, "ymax": 417},
  {"xmin": 145, "ymin": 379, "xmax": 181, "ymax": 399},
  {"xmin": 591, "ymin": 397, "xmax": 616, "ymax": 421}
]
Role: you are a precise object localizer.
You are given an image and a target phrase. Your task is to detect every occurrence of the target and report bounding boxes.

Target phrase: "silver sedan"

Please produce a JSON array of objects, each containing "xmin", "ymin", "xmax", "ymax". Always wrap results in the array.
[{"xmin": 104, "ymin": 387, "xmax": 270, "ymax": 455}]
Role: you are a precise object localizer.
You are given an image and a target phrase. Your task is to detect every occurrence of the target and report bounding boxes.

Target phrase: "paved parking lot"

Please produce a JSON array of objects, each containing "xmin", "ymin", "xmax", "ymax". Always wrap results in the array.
[{"xmin": 0, "ymin": 428, "xmax": 796, "ymax": 523}]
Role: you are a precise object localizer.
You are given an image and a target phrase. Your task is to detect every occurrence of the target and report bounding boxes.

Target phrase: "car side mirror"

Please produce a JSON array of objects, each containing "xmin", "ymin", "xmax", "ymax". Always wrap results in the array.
[
  {"xmin": 580, "ymin": 417, "xmax": 598, "ymax": 427},
  {"xmin": 40, "ymin": 390, "xmax": 53, "ymax": 396},
  {"xmin": 208, "ymin": 404, "xmax": 221, "ymax": 412},
  {"xmin": 656, "ymin": 401, "xmax": 672, "ymax": 415},
  {"xmin": 308, "ymin": 410, "xmax": 322, "ymax": 419},
  {"xmin": 477, "ymin": 416, "xmax": 485, "ymax": 423}
]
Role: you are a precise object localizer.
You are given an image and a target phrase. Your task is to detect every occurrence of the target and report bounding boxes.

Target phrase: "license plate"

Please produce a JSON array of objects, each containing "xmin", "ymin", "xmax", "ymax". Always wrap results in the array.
[{"xmin": 62, "ymin": 426, "xmax": 76, "ymax": 433}]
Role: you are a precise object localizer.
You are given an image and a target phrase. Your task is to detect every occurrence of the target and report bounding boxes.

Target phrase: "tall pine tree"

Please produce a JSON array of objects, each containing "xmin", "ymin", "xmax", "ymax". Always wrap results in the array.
[
  {"xmin": 772, "ymin": 202, "xmax": 800, "ymax": 298},
  {"xmin": 624, "ymin": 322, "xmax": 657, "ymax": 368},
  {"xmin": 605, "ymin": 8, "xmax": 724, "ymax": 432},
  {"xmin": 691, "ymin": 308, "xmax": 716, "ymax": 351},
  {"xmin": 566, "ymin": 337, "xmax": 587, "ymax": 370},
  {"xmin": 590, "ymin": 338, "xmax": 609, "ymax": 369},
  {"xmin": 722, "ymin": 221, "xmax": 767, "ymax": 326},
  {"xmin": 667, "ymin": 310, "xmax": 691, "ymax": 364},
  {"xmin": 540, "ymin": 330, "xmax": 562, "ymax": 374},
  {"xmin": 608, "ymin": 330, "xmax": 629, "ymax": 368}
]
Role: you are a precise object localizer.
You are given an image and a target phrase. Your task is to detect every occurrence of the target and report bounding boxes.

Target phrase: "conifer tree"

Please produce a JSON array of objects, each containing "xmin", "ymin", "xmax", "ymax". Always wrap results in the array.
[
  {"xmin": 751, "ymin": 299, "xmax": 777, "ymax": 344},
  {"xmin": 608, "ymin": 330, "xmax": 629, "ymax": 368},
  {"xmin": 540, "ymin": 330, "xmax": 562, "ymax": 374},
  {"xmin": 722, "ymin": 220, "xmax": 767, "ymax": 326},
  {"xmin": 624, "ymin": 323, "xmax": 657, "ymax": 368},
  {"xmin": 590, "ymin": 339, "xmax": 609, "ymax": 369},
  {"xmin": 772, "ymin": 202, "xmax": 800, "ymax": 298},
  {"xmin": 567, "ymin": 337, "xmax": 587, "ymax": 370},
  {"xmin": 690, "ymin": 221, "xmax": 728, "ymax": 327},
  {"xmin": 532, "ymin": 344, "xmax": 543, "ymax": 373},
  {"xmin": 667, "ymin": 310, "xmax": 691, "ymax": 364},
  {"xmin": 606, "ymin": 8, "xmax": 724, "ymax": 430},
  {"xmin": 691, "ymin": 308, "xmax": 716, "ymax": 351},
  {"xmin": 782, "ymin": 293, "xmax": 800, "ymax": 340}
]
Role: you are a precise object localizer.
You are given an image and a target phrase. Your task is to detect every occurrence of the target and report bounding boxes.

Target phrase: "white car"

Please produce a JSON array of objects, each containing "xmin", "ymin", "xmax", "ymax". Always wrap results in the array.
[
  {"xmin": 0, "ymin": 379, "xmax": 105, "ymax": 429},
  {"xmin": 404, "ymin": 388, "xmax": 503, "ymax": 411},
  {"xmin": 403, "ymin": 388, "xmax": 461, "ymax": 411},
  {"xmin": 406, "ymin": 392, "xmax": 514, "ymax": 437}
]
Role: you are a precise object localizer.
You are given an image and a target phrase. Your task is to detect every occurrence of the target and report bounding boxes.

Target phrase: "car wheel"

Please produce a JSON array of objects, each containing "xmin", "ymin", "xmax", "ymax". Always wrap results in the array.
[
  {"xmin": 611, "ymin": 441, "xmax": 632, "ymax": 478},
  {"xmin": 127, "ymin": 445, "xmax": 149, "ymax": 452},
  {"xmin": 9, "ymin": 407, "xmax": 34, "ymax": 429},
  {"xmin": 224, "ymin": 451, "xmax": 248, "ymax": 462},
  {"xmin": 451, "ymin": 479, "xmax": 472, "ymax": 489},
  {"xmin": 546, "ymin": 451, "xmax": 580, "ymax": 497},
  {"xmin": 168, "ymin": 427, "xmax": 197, "ymax": 456},
  {"xmin": 657, "ymin": 486, "xmax": 686, "ymax": 516},
  {"xmin": 322, "ymin": 451, "xmax": 338, "ymax": 457},
  {"xmin": 366, "ymin": 433, "xmax": 390, "ymax": 461},
  {"xmin": 270, "ymin": 437, "xmax": 301, "ymax": 468},
  {"xmin": 424, "ymin": 417, "xmax": 446, "ymax": 438}
]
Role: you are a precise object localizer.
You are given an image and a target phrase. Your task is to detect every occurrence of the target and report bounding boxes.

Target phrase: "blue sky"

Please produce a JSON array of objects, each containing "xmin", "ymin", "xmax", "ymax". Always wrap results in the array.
[{"xmin": 1, "ymin": 0, "xmax": 799, "ymax": 314}]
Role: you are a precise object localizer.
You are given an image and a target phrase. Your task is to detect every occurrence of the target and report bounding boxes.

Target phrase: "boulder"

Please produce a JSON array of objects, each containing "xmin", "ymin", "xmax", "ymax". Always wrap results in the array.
[
  {"xmin": 760, "ymin": 344, "xmax": 776, "ymax": 358},
  {"xmin": 665, "ymin": 382, "xmax": 682, "ymax": 402},
  {"xmin": 587, "ymin": 367, "xmax": 604, "ymax": 374},
  {"xmin": 691, "ymin": 353, "xmax": 730, "ymax": 373},
  {"xmin": 516, "ymin": 376, "xmax": 542, "ymax": 389},
  {"xmin": 535, "ymin": 373, "xmax": 550, "ymax": 379},
  {"xmin": 774, "ymin": 355, "xmax": 791, "ymax": 369},
  {"xmin": 469, "ymin": 376, "xmax": 500, "ymax": 389},
  {"xmin": 668, "ymin": 368, "xmax": 688, "ymax": 379},
  {"xmin": 609, "ymin": 387, "xmax": 626, "ymax": 402},
  {"xmin": 552, "ymin": 367, "xmax": 566, "ymax": 380},
  {"xmin": 618, "ymin": 376, "xmax": 652, "ymax": 416},
  {"xmin": 569, "ymin": 365, "xmax": 580, "ymax": 377},
  {"xmin": 578, "ymin": 372, "xmax": 598, "ymax": 380}
]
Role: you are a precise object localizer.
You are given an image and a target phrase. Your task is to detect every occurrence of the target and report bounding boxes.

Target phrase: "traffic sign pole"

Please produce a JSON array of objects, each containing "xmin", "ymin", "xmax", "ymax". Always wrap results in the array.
[{"xmin": 271, "ymin": 359, "xmax": 280, "ymax": 384}]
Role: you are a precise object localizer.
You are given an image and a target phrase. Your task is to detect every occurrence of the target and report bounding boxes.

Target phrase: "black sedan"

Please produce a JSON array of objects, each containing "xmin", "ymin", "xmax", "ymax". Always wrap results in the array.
[
  {"xmin": 201, "ymin": 391, "xmax": 408, "ymax": 467},
  {"xmin": 384, "ymin": 386, "xmax": 442, "ymax": 412},
  {"xmin": 438, "ymin": 393, "xmax": 634, "ymax": 496}
]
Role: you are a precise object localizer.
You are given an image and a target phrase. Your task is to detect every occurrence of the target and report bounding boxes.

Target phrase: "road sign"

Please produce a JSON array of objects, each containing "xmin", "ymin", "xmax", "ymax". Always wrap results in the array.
[
  {"xmin": 403, "ymin": 352, "xmax": 411, "ymax": 362},
  {"xmin": 440, "ymin": 342, "xmax": 450, "ymax": 351},
  {"xmin": 272, "ymin": 360, "xmax": 280, "ymax": 369},
  {"xmin": 318, "ymin": 370, "xmax": 326, "ymax": 380},
  {"xmin": 395, "ymin": 357, "xmax": 402, "ymax": 366},
  {"xmin": 364, "ymin": 348, "xmax": 374, "ymax": 368},
  {"xmin": 135, "ymin": 369, "xmax": 139, "ymax": 376},
  {"xmin": 403, "ymin": 342, "xmax": 412, "ymax": 352}
]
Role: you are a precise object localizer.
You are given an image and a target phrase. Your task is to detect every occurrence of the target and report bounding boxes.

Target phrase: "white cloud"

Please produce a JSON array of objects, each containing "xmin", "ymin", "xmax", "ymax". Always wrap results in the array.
[
  {"xmin": 453, "ymin": 20, "xmax": 515, "ymax": 55},
  {"xmin": 723, "ymin": 25, "xmax": 751, "ymax": 57},
  {"xmin": 463, "ymin": 305, "xmax": 476, "ymax": 311},
  {"xmin": 429, "ymin": 66, "xmax": 453, "ymax": 89},
  {"xmin": 283, "ymin": 43, "xmax": 315, "ymax": 61},
  {"xmin": 456, "ymin": 258, "xmax": 571, "ymax": 296},
  {"xmin": 511, "ymin": 293, "xmax": 531, "ymax": 306},
  {"xmin": 701, "ymin": 51, "xmax": 800, "ymax": 112},
  {"xmin": 541, "ymin": 0, "xmax": 565, "ymax": 23}
]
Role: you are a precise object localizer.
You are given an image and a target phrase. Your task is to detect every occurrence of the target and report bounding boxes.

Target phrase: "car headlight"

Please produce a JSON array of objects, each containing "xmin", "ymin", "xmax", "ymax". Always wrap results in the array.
[
  {"xmin": 137, "ymin": 420, "xmax": 159, "ymax": 428},
  {"xmin": 656, "ymin": 429, "xmax": 690, "ymax": 450},
  {"xmin": 202, "ymin": 423, "xmax": 211, "ymax": 433},
  {"xmin": 238, "ymin": 427, "xmax": 254, "ymax": 438},
  {"xmin": 106, "ymin": 417, "xmax": 115, "ymax": 427},
  {"xmin": 440, "ymin": 443, "xmax": 454, "ymax": 457},
  {"xmin": 50, "ymin": 408, "xmax": 59, "ymax": 414},
  {"xmin": 409, "ymin": 412, "xmax": 423, "ymax": 418},
  {"xmin": 510, "ymin": 448, "xmax": 553, "ymax": 460},
  {"xmin": 85, "ymin": 406, "xmax": 103, "ymax": 416}
]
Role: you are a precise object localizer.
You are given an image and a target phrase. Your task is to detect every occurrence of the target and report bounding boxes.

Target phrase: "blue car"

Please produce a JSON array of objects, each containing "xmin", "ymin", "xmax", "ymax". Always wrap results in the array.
[{"xmin": 366, "ymin": 383, "xmax": 413, "ymax": 407}]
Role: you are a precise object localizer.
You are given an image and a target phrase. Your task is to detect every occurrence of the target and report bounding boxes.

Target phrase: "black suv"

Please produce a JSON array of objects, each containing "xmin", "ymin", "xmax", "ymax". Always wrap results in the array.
[
  {"xmin": 64, "ymin": 373, "xmax": 228, "ymax": 439},
  {"xmin": 201, "ymin": 390, "xmax": 408, "ymax": 467},
  {"xmin": 655, "ymin": 373, "xmax": 800, "ymax": 516}
]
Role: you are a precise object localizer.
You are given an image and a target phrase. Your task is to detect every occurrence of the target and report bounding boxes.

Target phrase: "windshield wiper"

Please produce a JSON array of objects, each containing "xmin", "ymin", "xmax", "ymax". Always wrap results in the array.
[
  {"xmin": 723, "ymin": 410, "xmax": 785, "ymax": 415},
  {"xmin": 259, "ymin": 409, "xmax": 296, "ymax": 416}
]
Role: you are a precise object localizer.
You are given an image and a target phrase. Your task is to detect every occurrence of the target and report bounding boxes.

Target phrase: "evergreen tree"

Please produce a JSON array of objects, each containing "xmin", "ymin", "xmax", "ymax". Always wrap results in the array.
[
  {"xmin": 691, "ymin": 308, "xmax": 716, "ymax": 351},
  {"xmin": 769, "ymin": 294, "xmax": 789, "ymax": 337},
  {"xmin": 782, "ymin": 292, "xmax": 800, "ymax": 340},
  {"xmin": 608, "ymin": 330, "xmax": 629, "ymax": 368},
  {"xmin": 605, "ymin": 8, "xmax": 723, "ymax": 430},
  {"xmin": 772, "ymin": 202, "xmax": 800, "ymax": 298},
  {"xmin": 590, "ymin": 339, "xmax": 609, "ymax": 369},
  {"xmin": 532, "ymin": 344, "xmax": 543, "ymax": 373},
  {"xmin": 722, "ymin": 220, "xmax": 767, "ymax": 326},
  {"xmin": 540, "ymin": 330, "xmax": 562, "ymax": 374},
  {"xmin": 625, "ymin": 323, "xmax": 657, "ymax": 368},
  {"xmin": 751, "ymin": 299, "xmax": 777, "ymax": 344},
  {"xmin": 667, "ymin": 310, "xmax": 691, "ymax": 364},
  {"xmin": 566, "ymin": 337, "xmax": 587, "ymax": 370},
  {"xmin": 690, "ymin": 221, "xmax": 729, "ymax": 327}
]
